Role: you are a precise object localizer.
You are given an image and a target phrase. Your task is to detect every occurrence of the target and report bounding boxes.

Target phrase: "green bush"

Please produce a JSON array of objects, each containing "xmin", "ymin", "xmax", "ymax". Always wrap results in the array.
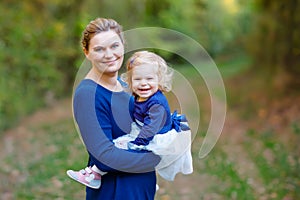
[{"xmin": 0, "ymin": 1, "xmax": 82, "ymax": 132}]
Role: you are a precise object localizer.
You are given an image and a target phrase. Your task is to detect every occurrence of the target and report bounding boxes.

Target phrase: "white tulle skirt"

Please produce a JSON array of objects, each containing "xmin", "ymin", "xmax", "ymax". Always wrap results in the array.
[{"xmin": 113, "ymin": 122, "xmax": 193, "ymax": 181}]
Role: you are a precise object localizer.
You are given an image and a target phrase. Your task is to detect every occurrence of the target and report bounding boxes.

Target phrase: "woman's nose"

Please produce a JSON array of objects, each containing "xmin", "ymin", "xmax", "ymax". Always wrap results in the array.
[{"xmin": 104, "ymin": 49, "xmax": 113, "ymax": 58}]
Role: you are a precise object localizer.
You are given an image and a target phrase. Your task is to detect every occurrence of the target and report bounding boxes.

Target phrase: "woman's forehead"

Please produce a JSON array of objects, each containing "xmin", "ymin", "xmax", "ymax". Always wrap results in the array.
[{"xmin": 90, "ymin": 30, "xmax": 122, "ymax": 47}]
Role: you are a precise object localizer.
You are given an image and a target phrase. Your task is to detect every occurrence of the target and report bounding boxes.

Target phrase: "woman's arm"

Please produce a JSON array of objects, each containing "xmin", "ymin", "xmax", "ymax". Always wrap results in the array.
[{"xmin": 73, "ymin": 84, "xmax": 160, "ymax": 173}]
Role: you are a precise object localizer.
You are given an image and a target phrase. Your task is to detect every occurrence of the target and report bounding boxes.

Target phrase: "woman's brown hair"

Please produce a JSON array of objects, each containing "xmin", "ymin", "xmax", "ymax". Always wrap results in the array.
[{"xmin": 81, "ymin": 18, "xmax": 124, "ymax": 52}]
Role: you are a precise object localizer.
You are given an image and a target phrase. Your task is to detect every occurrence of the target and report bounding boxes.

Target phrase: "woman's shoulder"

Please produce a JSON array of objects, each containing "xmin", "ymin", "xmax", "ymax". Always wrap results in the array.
[
  {"xmin": 76, "ymin": 79, "xmax": 97, "ymax": 89},
  {"xmin": 74, "ymin": 79, "xmax": 112, "ymax": 102},
  {"xmin": 74, "ymin": 79, "xmax": 97, "ymax": 95},
  {"xmin": 76, "ymin": 79, "xmax": 118, "ymax": 95}
]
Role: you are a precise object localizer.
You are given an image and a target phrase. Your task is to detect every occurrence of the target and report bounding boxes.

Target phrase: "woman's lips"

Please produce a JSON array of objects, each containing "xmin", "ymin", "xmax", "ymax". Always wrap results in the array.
[
  {"xmin": 102, "ymin": 57, "xmax": 120, "ymax": 65},
  {"xmin": 104, "ymin": 60, "xmax": 117, "ymax": 65}
]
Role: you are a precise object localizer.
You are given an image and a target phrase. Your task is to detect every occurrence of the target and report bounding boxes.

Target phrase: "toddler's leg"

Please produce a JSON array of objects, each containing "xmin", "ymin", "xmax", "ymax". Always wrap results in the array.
[{"xmin": 91, "ymin": 165, "xmax": 107, "ymax": 176}]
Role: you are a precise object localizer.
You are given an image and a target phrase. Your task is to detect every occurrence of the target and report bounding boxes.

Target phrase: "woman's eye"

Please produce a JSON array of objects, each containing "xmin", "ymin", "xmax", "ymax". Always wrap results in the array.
[
  {"xmin": 94, "ymin": 48, "xmax": 104, "ymax": 52},
  {"xmin": 112, "ymin": 43, "xmax": 119, "ymax": 49}
]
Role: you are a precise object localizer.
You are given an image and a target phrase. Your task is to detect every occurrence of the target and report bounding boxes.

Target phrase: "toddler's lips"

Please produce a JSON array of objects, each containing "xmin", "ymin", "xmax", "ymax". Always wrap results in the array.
[{"xmin": 138, "ymin": 88, "xmax": 150, "ymax": 92}]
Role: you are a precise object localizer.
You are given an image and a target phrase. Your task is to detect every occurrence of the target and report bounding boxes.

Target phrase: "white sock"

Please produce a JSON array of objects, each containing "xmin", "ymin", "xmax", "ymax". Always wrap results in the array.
[{"xmin": 92, "ymin": 165, "xmax": 107, "ymax": 176}]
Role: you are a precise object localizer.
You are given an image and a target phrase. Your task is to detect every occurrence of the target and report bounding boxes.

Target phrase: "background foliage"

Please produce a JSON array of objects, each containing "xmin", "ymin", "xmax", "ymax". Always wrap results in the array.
[{"xmin": 0, "ymin": 0, "xmax": 299, "ymax": 131}]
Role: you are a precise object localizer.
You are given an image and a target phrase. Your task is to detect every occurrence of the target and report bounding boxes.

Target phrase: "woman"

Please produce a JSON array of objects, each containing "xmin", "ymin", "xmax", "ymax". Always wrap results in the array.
[{"xmin": 73, "ymin": 17, "xmax": 160, "ymax": 199}]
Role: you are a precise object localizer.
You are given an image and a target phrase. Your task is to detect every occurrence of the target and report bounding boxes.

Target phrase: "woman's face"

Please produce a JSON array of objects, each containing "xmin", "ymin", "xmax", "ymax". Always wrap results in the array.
[{"xmin": 85, "ymin": 30, "xmax": 124, "ymax": 75}]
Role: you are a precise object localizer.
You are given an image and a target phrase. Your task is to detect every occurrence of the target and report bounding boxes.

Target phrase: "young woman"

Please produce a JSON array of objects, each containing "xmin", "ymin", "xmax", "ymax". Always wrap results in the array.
[{"xmin": 71, "ymin": 17, "xmax": 161, "ymax": 200}]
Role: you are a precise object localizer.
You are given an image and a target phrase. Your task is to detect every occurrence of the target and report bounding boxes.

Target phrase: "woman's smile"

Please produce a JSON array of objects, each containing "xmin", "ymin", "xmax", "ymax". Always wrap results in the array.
[{"xmin": 102, "ymin": 57, "xmax": 121, "ymax": 66}]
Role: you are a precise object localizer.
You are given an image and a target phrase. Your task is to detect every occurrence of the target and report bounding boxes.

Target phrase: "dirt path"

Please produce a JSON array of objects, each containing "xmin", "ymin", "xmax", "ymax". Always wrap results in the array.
[
  {"xmin": 0, "ymin": 99, "xmax": 72, "ymax": 200},
  {"xmin": 2, "ymin": 98, "xmax": 72, "ymax": 161},
  {"xmin": 0, "ymin": 97, "xmax": 261, "ymax": 199},
  {"xmin": 219, "ymin": 109, "xmax": 265, "ymax": 196}
]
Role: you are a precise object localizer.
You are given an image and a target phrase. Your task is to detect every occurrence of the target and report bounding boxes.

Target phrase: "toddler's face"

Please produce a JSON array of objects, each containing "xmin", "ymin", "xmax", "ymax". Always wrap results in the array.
[{"xmin": 131, "ymin": 64, "xmax": 159, "ymax": 101}]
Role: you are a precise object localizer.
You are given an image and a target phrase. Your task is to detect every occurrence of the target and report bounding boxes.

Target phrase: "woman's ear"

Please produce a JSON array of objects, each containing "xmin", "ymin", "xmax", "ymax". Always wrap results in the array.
[{"xmin": 83, "ymin": 48, "xmax": 89, "ymax": 57}]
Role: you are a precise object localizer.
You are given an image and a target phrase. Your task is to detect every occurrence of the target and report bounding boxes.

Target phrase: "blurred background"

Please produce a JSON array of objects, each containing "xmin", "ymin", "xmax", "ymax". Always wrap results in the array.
[{"xmin": 0, "ymin": 0, "xmax": 299, "ymax": 199}]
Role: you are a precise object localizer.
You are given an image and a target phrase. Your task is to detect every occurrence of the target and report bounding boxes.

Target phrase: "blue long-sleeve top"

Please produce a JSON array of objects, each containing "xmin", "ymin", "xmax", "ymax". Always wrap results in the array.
[
  {"xmin": 73, "ymin": 79, "xmax": 161, "ymax": 173},
  {"xmin": 132, "ymin": 90, "xmax": 172, "ymax": 145}
]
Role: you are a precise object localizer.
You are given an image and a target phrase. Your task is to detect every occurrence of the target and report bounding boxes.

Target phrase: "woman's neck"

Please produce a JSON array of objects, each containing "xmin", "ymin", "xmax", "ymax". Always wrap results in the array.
[{"xmin": 86, "ymin": 68, "xmax": 123, "ymax": 92}]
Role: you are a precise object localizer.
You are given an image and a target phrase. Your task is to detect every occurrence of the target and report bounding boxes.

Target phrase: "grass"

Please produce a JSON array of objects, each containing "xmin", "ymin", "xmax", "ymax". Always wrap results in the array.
[
  {"xmin": 196, "ymin": 126, "xmax": 300, "ymax": 200},
  {"xmin": 3, "ymin": 118, "xmax": 299, "ymax": 199},
  {"xmin": 244, "ymin": 129, "xmax": 300, "ymax": 200},
  {"xmin": 217, "ymin": 53, "xmax": 252, "ymax": 78},
  {"xmin": 200, "ymin": 148, "xmax": 255, "ymax": 200},
  {"xmin": 2, "ymin": 119, "xmax": 87, "ymax": 200}
]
